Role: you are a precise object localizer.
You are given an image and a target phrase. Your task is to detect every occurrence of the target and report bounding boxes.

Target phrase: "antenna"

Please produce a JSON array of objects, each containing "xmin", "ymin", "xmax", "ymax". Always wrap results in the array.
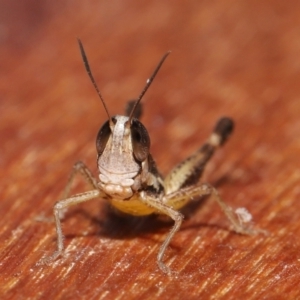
[
  {"xmin": 78, "ymin": 39, "xmax": 111, "ymax": 121},
  {"xmin": 128, "ymin": 51, "xmax": 171, "ymax": 123}
]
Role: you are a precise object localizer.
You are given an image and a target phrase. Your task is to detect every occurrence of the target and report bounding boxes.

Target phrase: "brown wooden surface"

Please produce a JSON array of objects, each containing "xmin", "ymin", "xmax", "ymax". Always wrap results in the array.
[{"xmin": 1, "ymin": 1, "xmax": 300, "ymax": 299}]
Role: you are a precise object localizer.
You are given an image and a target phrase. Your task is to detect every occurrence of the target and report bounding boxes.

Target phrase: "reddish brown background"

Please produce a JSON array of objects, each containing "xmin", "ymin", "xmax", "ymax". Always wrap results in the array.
[{"xmin": 1, "ymin": 1, "xmax": 300, "ymax": 299}]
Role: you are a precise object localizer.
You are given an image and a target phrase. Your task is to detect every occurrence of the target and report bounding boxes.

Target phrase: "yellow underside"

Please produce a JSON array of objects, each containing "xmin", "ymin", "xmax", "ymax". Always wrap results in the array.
[
  {"xmin": 109, "ymin": 197, "xmax": 156, "ymax": 216},
  {"xmin": 109, "ymin": 194, "xmax": 190, "ymax": 216}
]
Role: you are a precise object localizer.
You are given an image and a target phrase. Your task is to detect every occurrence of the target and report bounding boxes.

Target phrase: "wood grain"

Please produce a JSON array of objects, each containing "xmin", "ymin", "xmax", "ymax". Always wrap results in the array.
[{"xmin": 1, "ymin": 1, "xmax": 300, "ymax": 299}]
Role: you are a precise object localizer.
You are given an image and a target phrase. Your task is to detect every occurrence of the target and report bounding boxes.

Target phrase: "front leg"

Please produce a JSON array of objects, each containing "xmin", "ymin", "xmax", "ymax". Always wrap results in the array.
[
  {"xmin": 39, "ymin": 162, "xmax": 103, "ymax": 265},
  {"xmin": 142, "ymin": 185, "xmax": 259, "ymax": 273},
  {"xmin": 39, "ymin": 190, "xmax": 101, "ymax": 265},
  {"xmin": 139, "ymin": 191, "xmax": 183, "ymax": 274}
]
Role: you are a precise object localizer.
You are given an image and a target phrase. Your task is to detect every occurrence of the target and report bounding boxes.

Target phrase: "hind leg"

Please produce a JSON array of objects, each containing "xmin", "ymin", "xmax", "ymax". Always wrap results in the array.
[{"xmin": 164, "ymin": 117, "xmax": 234, "ymax": 194}]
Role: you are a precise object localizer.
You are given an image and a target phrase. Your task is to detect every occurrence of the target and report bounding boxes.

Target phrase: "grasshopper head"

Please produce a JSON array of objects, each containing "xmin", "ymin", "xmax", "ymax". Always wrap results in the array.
[
  {"xmin": 78, "ymin": 39, "xmax": 169, "ymax": 199},
  {"xmin": 96, "ymin": 115, "xmax": 150, "ymax": 199}
]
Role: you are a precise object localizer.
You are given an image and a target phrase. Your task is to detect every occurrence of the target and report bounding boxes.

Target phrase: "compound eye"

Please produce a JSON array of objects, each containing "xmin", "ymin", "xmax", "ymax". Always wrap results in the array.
[
  {"xmin": 131, "ymin": 119, "xmax": 150, "ymax": 162},
  {"xmin": 96, "ymin": 120, "xmax": 111, "ymax": 155}
]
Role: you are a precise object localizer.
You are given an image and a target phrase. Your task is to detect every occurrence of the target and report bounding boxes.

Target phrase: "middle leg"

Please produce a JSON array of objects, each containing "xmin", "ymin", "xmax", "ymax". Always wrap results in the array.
[{"xmin": 164, "ymin": 183, "xmax": 259, "ymax": 235}]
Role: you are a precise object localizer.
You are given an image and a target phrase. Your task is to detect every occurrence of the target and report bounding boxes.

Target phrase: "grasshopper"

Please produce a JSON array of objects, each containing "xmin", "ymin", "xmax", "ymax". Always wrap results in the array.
[{"xmin": 44, "ymin": 40, "xmax": 257, "ymax": 274}]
